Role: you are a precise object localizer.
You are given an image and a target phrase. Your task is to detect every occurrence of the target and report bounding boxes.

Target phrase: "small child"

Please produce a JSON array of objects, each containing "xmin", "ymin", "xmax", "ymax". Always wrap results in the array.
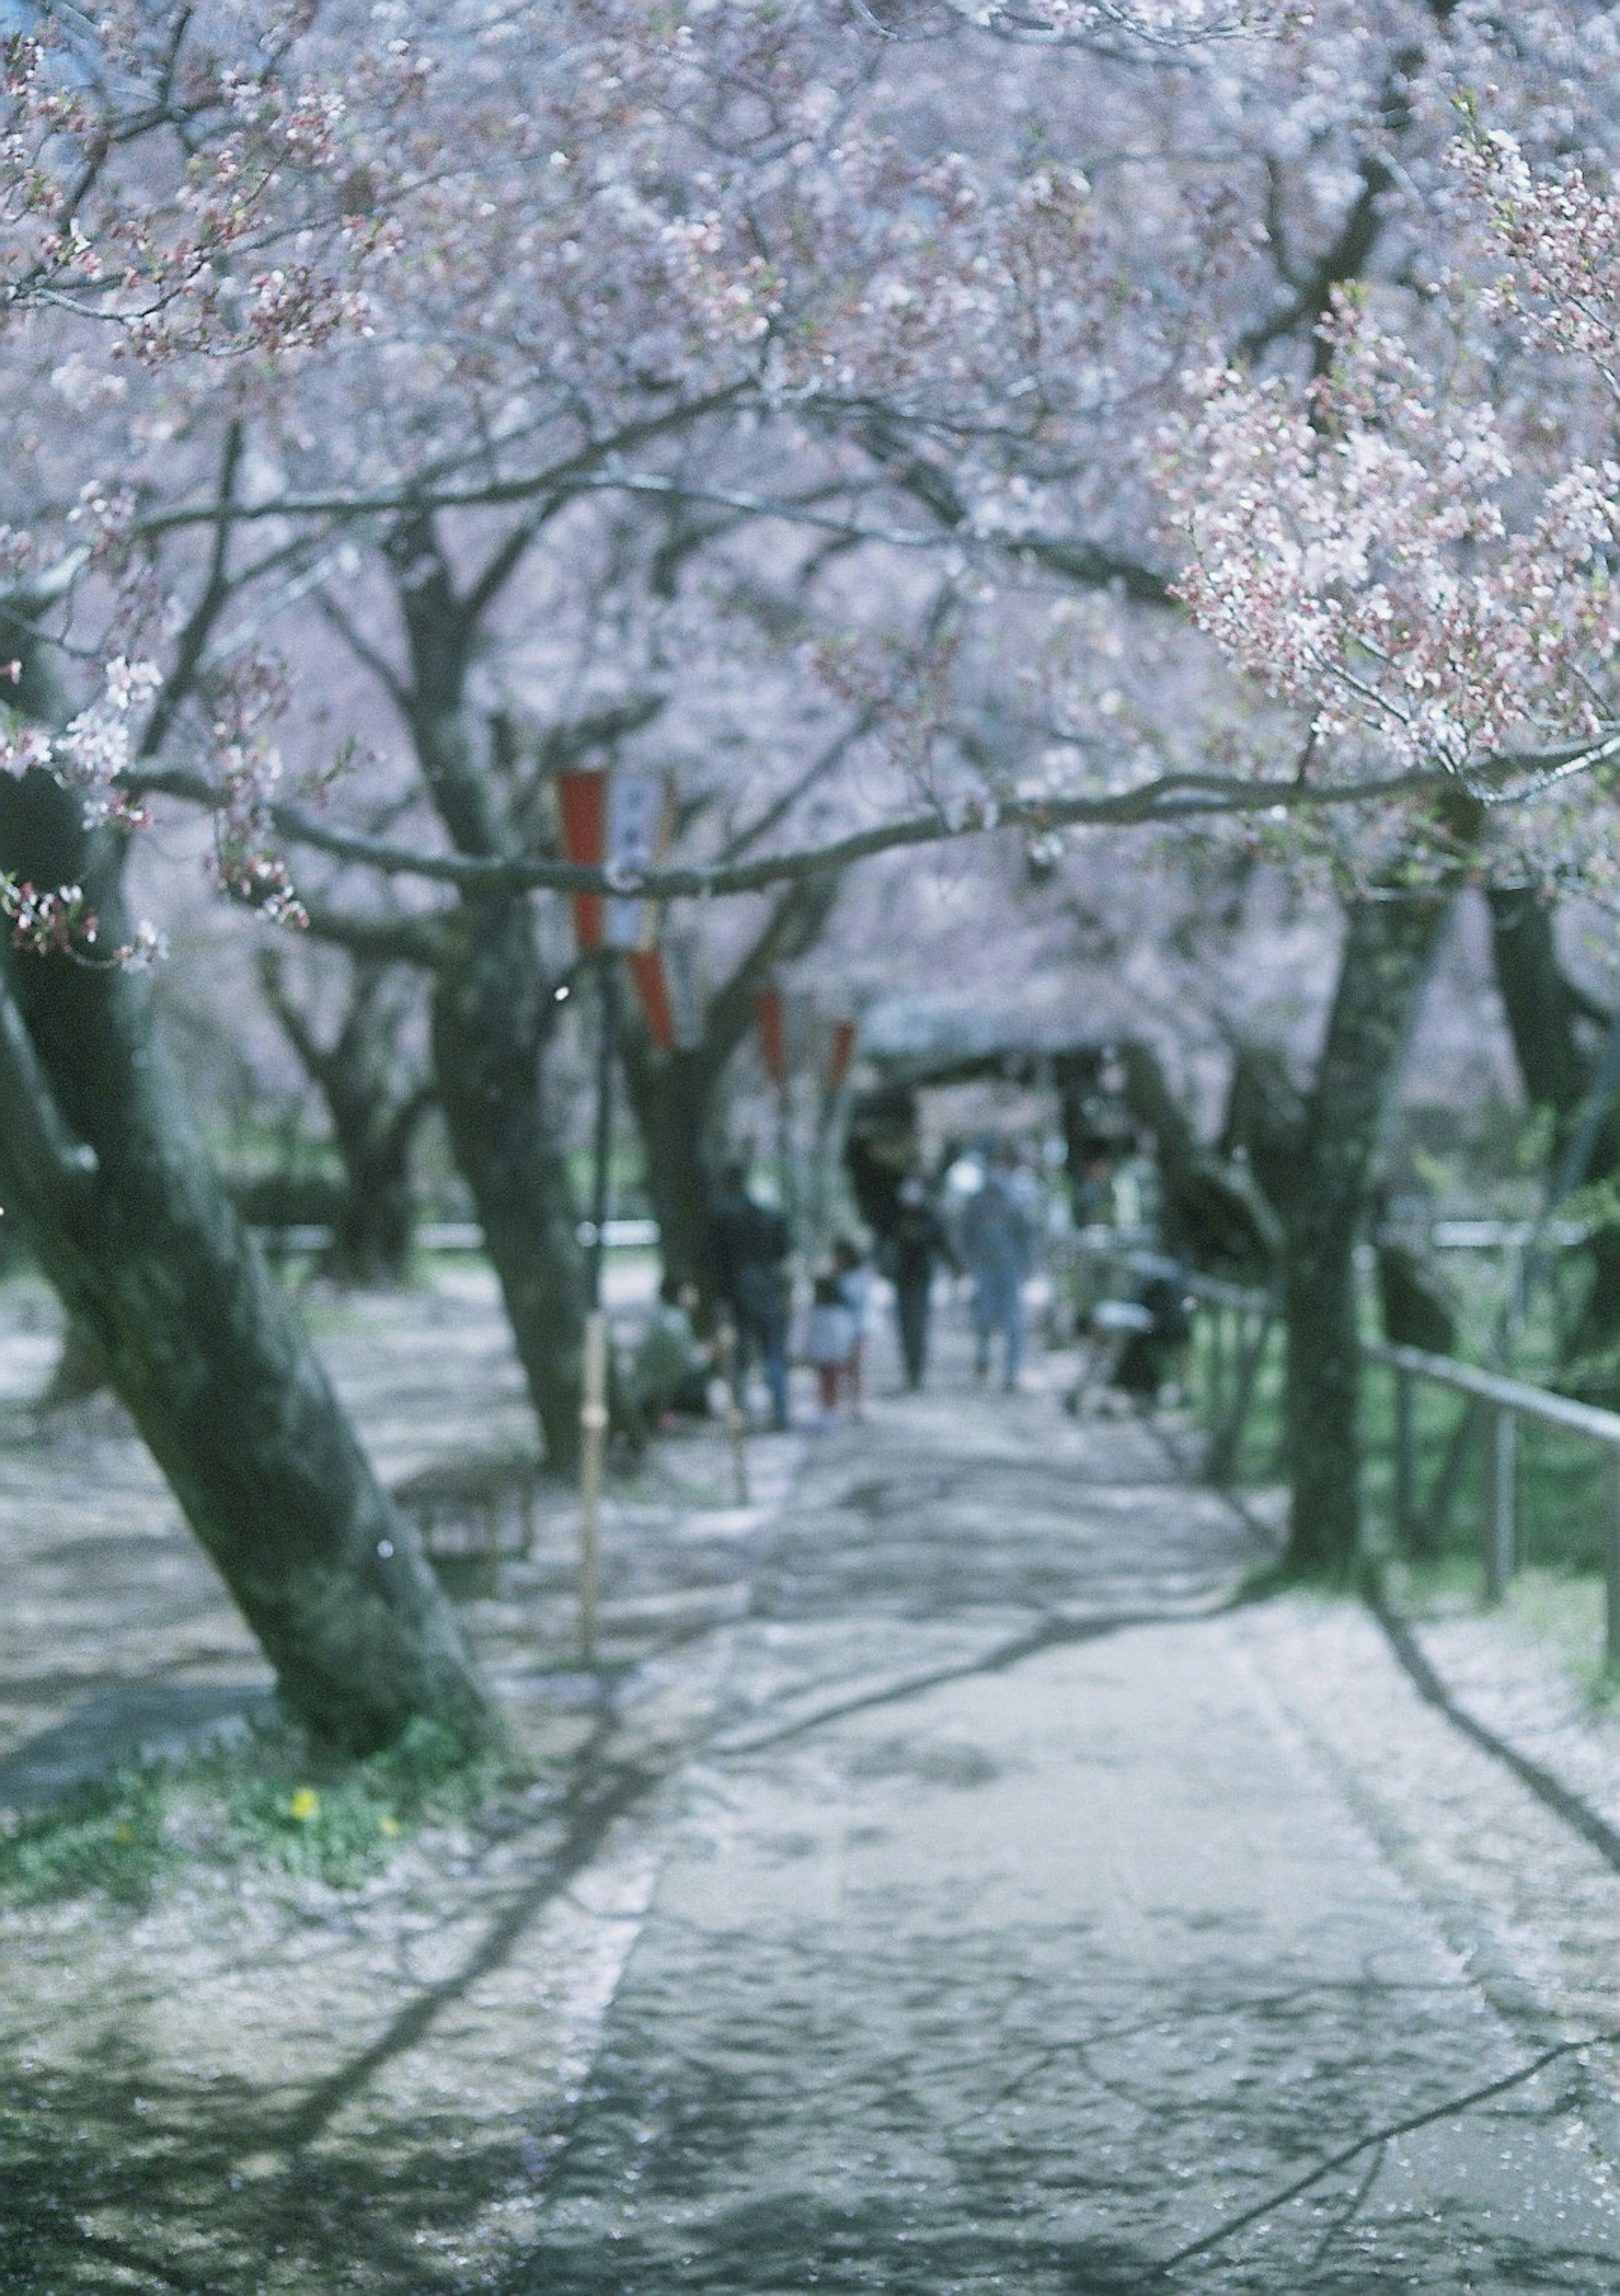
[{"xmin": 804, "ymin": 1267, "xmax": 857, "ymax": 1424}]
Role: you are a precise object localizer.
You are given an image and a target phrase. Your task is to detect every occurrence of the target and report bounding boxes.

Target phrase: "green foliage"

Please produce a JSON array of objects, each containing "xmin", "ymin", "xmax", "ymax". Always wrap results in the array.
[
  {"xmin": 0, "ymin": 1769, "xmax": 175, "ymax": 1906},
  {"xmin": 1190, "ymin": 1285, "xmax": 1620, "ymax": 1637},
  {"xmin": 0, "ymin": 1713, "xmax": 515, "ymax": 1909}
]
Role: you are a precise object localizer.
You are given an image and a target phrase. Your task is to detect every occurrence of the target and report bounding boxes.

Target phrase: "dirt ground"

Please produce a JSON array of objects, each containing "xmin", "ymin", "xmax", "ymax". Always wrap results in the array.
[{"xmin": 0, "ymin": 1262, "xmax": 800, "ymax": 2295}]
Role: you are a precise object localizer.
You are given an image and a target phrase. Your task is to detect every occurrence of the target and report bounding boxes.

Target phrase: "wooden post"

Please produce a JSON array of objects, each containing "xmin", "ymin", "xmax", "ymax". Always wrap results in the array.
[
  {"xmin": 1199, "ymin": 1303, "xmax": 1219, "ymax": 1434},
  {"xmin": 1393, "ymin": 1364, "xmax": 1415, "ymax": 1554},
  {"xmin": 578, "ymin": 1308, "xmax": 608, "ymax": 1666},
  {"xmin": 1597, "ymin": 1451, "xmax": 1606, "ymax": 1671},
  {"xmin": 1483, "ymin": 1405, "xmax": 1517, "ymax": 1606},
  {"xmin": 716, "ymin": 1319, "xmax": 749, "ymax": 1505},
  {"xmin": 1204, "ymin": 1306, "xmax": 1273, "ymax": 1489}
]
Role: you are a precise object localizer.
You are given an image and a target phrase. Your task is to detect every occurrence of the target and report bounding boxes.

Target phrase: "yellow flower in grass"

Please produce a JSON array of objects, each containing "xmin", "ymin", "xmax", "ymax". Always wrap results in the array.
[
  {"xmin": 288, "ymin": 1788, "xmax": 321, "ymax": 1823},
  {"xmin": 379, "ymin": 1814, "xmax": 400, "ymax": 1837}
]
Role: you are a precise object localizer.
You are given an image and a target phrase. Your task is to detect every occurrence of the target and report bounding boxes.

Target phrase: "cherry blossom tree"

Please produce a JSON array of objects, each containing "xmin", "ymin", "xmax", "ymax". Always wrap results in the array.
[{"xmin": 19, "ymin": 0, "xmax": 1609, "ymax": 1634}]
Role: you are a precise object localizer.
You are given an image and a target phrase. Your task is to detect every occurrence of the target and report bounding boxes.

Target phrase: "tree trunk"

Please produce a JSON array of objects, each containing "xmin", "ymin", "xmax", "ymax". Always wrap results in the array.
[
  {"xmin": 431, "ymin": 897, "xmax": 587, "ymax": 1473},
  {"xmin": 621, "ymin": 1040, "xmax": 719, "ymax": 1301},
  {"xmin": 620, "ymin": 874, "xmax": 843, "ymax": 1311},
  {"xmin": 0, "ymin": 769, "xmax": 491, "ymax": 1755},
  {"xmin": 258, "ymin": 949, "xmax": 432, "ymax": 1286},
  {"xmin": 1117, "ymin": 1038, "xmax": 1280, "ymax": 1276},
  {"xmin": 392, "ymin": 524, "xmax": 590, "ymax": 1471},
  {"xmin": 1485, "ymin": 886, "xmax": 1620, "ymax": 1355},
  {"xmin": 326, "ymin": 1113, "xmax": 422, "ymax": 1286},
  {"xmin": 1280, "ymin": 893, "xmax": 1449, "ymax": 1574}
]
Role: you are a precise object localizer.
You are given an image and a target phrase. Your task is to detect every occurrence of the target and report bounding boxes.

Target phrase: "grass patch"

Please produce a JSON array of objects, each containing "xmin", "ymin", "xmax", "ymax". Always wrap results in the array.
[
  {"xmin": 0, "ymin": 1766, "xmax": 175, "ymax": 1905},
  {"xmin": 0, "ymin": 1714, "xmax": 514, "ymax": 1909}
]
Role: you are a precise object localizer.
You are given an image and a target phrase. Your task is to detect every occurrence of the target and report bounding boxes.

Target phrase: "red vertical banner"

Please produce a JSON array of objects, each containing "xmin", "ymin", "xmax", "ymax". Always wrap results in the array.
[
  {"xmin": 825, "ymin": 1017, "xmax": 858, "ymax": 1096},
  {"xmin": 556, "ymin": 769, "xmax": 608, "ymax": 952},
  {"xmin": 556, "ymin": 769, "xmax": 673, "ymax": 955},
  {"xmin": 627, "ymin": 947, "xmax": 678, "ymax": 1051},
  {"xmin": 756, "ymin": 985, "xmax": 787, "ymax": 1087}
]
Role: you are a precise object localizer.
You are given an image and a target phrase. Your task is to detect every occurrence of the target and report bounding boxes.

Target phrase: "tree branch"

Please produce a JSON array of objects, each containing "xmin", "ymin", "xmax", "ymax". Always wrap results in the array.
[
  {"xmin": 264, "ymin": 764, "xmax": 1462, "ymax": 900},
  {"xmin": 1150, "ymin": 2029, "xmax": 1620, "ymax": 2278},
  {"xmin": 140, "ymin": 416, "xmax": 244, "ymax": 757},
  {"xmin": 297, "ymin": 897, "xmax": 451, "ymax": 970},
  {"xmin": 313, "ymin": 588, "xmax": 409, "ymax": 718}
]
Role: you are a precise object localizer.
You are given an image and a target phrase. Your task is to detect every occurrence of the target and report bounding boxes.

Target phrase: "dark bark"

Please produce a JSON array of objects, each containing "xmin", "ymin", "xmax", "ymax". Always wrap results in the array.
[
  {"xmin": 1485, "ymin": 886, "xmax": 1620, "ymax": 1354},
  {"xmin": 258, "ymin": 949, "xmax": 433, "ymax": 1285},
  {"xmin": 37, "ymin": 1315, "xmax": 110, "ymax": 1411},
  {"xmin": 1220, "ymin": 1040, "xmax": 1309, "ymax": 1223},
  {"xmin": 1486, "ymin": 887, "xmax": 1593, "ymax": 1118},
  {"xmin": 0, "ymin": 764, "xmax": 491, "ymax": 1755},
  {"xmin": 431, "ymin": 897, "xmax": 587, "ymax": 1472},
  {"xmin": 1117, "ymin": 1039, "xmax": 1281, "ymax": 1277},
  {"xmin": 621, "ymin": 873, "xmax": 842, "ymax": 1307},
  {"xmin": 1278, "ymin": 894, "xmax": 1450, "ymax": 1573},
  {"xmin": 388, "ymin": 517, "xmax": 590, "ymax": 1470},
  {"xmin": 621, "ymin": 1039, "xmax": 718, "ymax": 1300}
]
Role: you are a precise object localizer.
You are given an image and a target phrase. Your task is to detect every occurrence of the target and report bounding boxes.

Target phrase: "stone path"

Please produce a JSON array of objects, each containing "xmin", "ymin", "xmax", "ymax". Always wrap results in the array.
[
  {"xmin": 508, "ymin": 1377, "xmax": 1620, "ymax": 2293},
  {"xmin": 6, "ymin": 1272, "xmax": 1620, "ymax": 2291}
]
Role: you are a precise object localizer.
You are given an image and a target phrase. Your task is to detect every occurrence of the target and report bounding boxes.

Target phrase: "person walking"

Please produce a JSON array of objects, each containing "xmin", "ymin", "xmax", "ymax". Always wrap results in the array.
[
  {"xmin": 886, "ymin": 1176, "xmax": 957, "ymax": 1392},
  {"xmin": 960, "ymin": 1141, "xmax": 1037, "ymax": 1390},
  {"xmin": 706, "ymin": 1161, "xmax": 792, "ymax": 1430}
]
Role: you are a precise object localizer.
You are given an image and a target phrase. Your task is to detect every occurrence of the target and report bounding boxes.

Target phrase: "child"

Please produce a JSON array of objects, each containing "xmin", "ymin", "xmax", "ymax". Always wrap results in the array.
[{"xmin": 804, "ymin": 1266, "xmax": 857, "ymax": 1425}]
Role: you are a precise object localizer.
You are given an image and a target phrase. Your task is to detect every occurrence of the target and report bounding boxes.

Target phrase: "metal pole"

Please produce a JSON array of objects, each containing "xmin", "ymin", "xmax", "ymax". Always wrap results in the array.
[
  {"xmin": 1483, "ymin": 1405, "xmax": 1517, "ymax": 1605},
  {"xmin": 777, "ymin": 1077, "xmax": 795, "ymax": 1243},
  {"xmin": 578, "ymin": 954, "xmax": 618, "ymax": 1667},
  {"xmin": 1393, "ymin": 1364, "xmax": 1414, "ymax": 1553},
  {"xmin": 1597, "ymin": 1460, "xmax": 1606, "ymax": 1680},
  {"xmin": 587, "ymin": 954, "xmax": 618, "ymax": 1314},
  {"xmin": 579, "ymin": 1310, "xmax": 606, "ymax": 1667}
]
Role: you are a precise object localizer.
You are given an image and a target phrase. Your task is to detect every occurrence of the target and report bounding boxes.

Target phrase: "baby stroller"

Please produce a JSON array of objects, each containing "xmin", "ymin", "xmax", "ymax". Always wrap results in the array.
[{"xmin": 1066, "ymin": 1256, "xmax": 1193, "ymax": 1415}]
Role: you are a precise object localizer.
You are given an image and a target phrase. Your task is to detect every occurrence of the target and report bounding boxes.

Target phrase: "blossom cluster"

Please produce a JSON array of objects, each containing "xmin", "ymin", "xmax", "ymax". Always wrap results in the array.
[
  {"xmin": 1168, "ymin": 257, "xmax": 1620, "ymax": 801},
  {"xmin": 0, "ymin": 657, "xmax": 161, "ymax": 827},
  {"xmin": 208, "ymin": 743, "xmax": 308, "ymax": 930},
  {"xmin": 1449, "ymin": 125, "xmax": 1620, "ymax": 394}
]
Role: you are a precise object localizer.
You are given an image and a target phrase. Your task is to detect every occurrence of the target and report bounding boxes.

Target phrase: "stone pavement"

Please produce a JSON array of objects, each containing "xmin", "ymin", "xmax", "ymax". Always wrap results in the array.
[
  {"xmin": 7, "ymin": 1274, "xmax": 1620, "ymax": 2291},
  {"xmin": 507, "ymin": 1363, "xmax": 1620, "ymax": 2293}
]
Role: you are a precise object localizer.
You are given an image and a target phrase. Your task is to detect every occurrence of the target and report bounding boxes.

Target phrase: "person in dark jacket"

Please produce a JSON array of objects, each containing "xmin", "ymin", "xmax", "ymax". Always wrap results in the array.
[
  {"xmin": 706, "ymin": 1161, "xmax": 791, "ymax": 1430},
  {"xmin": 887, "ymin": 1175, "xmax": 958, "ymax": 1392}
]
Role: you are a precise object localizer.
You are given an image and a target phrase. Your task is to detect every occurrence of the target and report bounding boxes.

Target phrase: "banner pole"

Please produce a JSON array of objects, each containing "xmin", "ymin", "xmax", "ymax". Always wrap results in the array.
[{"xmin": 579, "ymin": 954, "xmax": 618, "ymax": 1667}]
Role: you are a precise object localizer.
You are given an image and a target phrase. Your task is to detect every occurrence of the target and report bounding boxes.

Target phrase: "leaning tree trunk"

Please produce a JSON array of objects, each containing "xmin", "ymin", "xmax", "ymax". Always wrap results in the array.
[
  {"xmin": 1117, "ymin": 1038, "xmax": 1281, "ymax": 1277},
  {"xmin": 432, "ymin": 896, "xmax": 588, "ymax": 1473},
  {"xmin": 0, "ymin": 769, "xmax": 491, "ymax": 1755},
  {"xmin": 1280, "ymin": 892, "xmax": 1450, "ymax": 1574},
  {"xmin": 394, "ymin": 525, "xmax": 591, "ymax": 1472}
]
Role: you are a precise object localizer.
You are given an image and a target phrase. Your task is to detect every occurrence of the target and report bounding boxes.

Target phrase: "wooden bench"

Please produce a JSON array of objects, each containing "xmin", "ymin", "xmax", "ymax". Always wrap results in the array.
[{"xmin": 391, "ymin": 1452, "xmax": 540, "ymax": 1592}]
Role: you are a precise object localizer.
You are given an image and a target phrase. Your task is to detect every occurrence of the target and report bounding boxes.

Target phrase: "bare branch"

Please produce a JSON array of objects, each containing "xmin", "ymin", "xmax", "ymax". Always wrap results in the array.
[
  {"xmin": 297, "ymin": 898, "xmax": 451, "ymax": 970},
  {"xmin": 1151, "ymin": 2029, "xmax": 1620, "ymax": 2278},
  {"xmin": 263, "ymin": 764, "xmax": 1463, "ymax": 900}
]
